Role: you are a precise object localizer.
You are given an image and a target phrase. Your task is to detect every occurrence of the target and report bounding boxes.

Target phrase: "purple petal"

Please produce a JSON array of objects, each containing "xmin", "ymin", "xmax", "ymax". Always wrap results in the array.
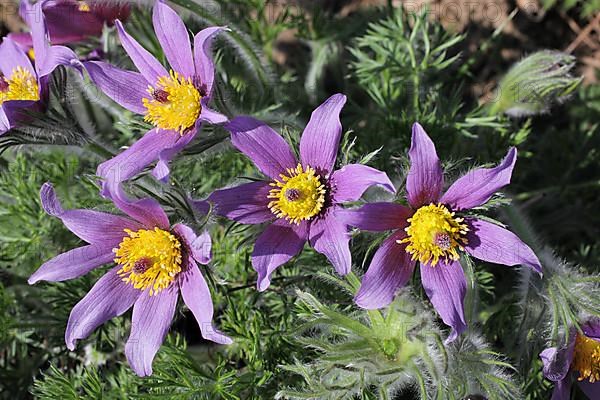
[
  {"xmin": 152, "ymin": 0, "xmax": 194, "ymax": 78},
  {"xmin": 1, "ymin": 99, "xmax": 40, "ymax": 130},
  {"xmin": 355, "ymin": 230, "xmax": 415, "ymax": 309},
  {"xmin": 464, "ymin": 218, "xmax": 542, "ymax": 274},
  {"xmin": 115, "ymin": 20, "xmax": 168, "ymax": 84},
  {"xmin": 420, "ymin": 259, "xmax": 467, "ymax": 343},
  {"xmin": 84, "ymin": 61, "xmax": 148, "ymax": 114},
  {"xmin": 24, "ymin": 0, "xmax": 49, "ymax": 69},
  {"xmin": 173, "ymin": 224, "xmax": 212, "ymax": 265},
  {"xmin": 40, "ymin": 182, "xmax": 142, "ymax": 245},
  {"xmin": 582, "ymin": 319, "xmax": 600, "ymax": 341},
  {"xmin": 126, "ymin": 285, "xmax": 177, "ymax": 377},
  {"xmin": 199, "ymin": 101, "xmax": 228, "ymax": 124},
  {"xmin": 540, "ymin": 341, "xmax": 575, "ymax": 382},
  {"xmin": 29, "ymin": 244, "xmax": 115, "ymax": 284},
  {"xmin": 151, "ymin": 130, "xmax": 197, "ymax": 183},
  {"xmin": 0, "ymin": 107, "xmax": 11, "ymax": 134},
  {"xmin": 22, "ymin": 1, "xmax": 82, "ymax": 77},
  {"xmin": 37, "ymin": 45, "xmax": 82, "ymax": 78},
  {"xmin": 252, "ymin": 220, "xmax": 308, "ymax": 291},
  {"xmin": 191, "ymin": 199, "xmax": 210, "ymax": 215},
  {"xmin": 299, "ymin": 93, "xmax": 346, "ymax": 174},
  {"xmin": 11, "ymin": 1, "xmax": 107, "ymax": 47},
  {"xmin": 0, "ymin": 37, "xmax": 35, "ymax": 77},
  {"xmin": 193, "ymin": 27, "xmax": 225, "ymax": 95},
  {"xmin": 103, "ymin": 184, "xmax": 170, "ymax": 231},
  {"xmin": 208, "ymin": 181, "xmax": 273, "ymax": 224},
  {"xmin": 5, "ymin": 32, "xmax": 33, "ymax": 48},
  {"xmin": 179, "ymin": 259, "xmax": 232, "ymax": 344},
  {"xmin": 579, "ymin": 380, "xmax": 599, "ymax": 400},
  {"xmin": 338, "ymin": 203, "xmax": 411, "ymax": 232},
  {"xmin": 441, "ymin": 148, "xmax": 517, "ymax": 211},
  {"xmin": 330, "ymin": 164, "xmax": 396, "ymax": 203},
  {"xmin": 309, "ymin": 208, "xmax": 351, "ymax": 276},
  {"xmin": 406, "ymin": 122, "xmax": 444, "ymax": 208},
  {"xmin": 550, "ymin": 377, "xmax": 571, "ymax": 400},
  {"xmin": 96, "ymin": 128, "xmax": 182, "ymax": 190},
  {"xmin": 65, "ymin": 266, "xmax": 140, "ymax": 350},
  {"xmin": 227, "ymin": 116, "xmax": 297, "ymax": 179}
]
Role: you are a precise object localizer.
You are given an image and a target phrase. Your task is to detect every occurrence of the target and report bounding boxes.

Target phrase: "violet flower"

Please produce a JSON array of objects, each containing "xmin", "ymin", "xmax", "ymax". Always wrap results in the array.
[
  {"xmin": 207, "ymin": 94, "xmax": 395, "ymax": 291},
  {"xmin": 540, "ymin": 320, "xmax": 600, "ymax": 399},
  {"xmin": 341, "ymin": 123, "xmax": 542, "ymax": 341},
  {"xmin": 29, "ymin": 183, "xmax": 231, "ymax": 377},
  {"xmin": 84, "ymin": 0, "xmax": 227, "ymax": 192},
  {"xmin": 0, "ymin": 0, "xmax": 81, "ymax": 135},
  {"xmin": 9, "ymin": 0, "xmax": 130, "ymax": 48}
]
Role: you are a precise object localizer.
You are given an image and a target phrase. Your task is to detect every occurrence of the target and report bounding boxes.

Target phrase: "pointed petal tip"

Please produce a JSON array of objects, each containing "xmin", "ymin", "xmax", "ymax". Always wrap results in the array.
[
  {"xmin": 203, "ymin": 330, "xmax": 233, "ymax": 345},
  {"xmin": 412, "ymin": 121, "xmax": 424, "ymax": 131},
  {"xmin": 130, "ymin": 361, "xmax": 152, "ymax": 377},
  {"xmin": 257, "ymin": 279, "xmax": 269, "ymax": 292},
  {"xmin": 353, "ymin": 294, "xmax": 384, "ymax": 310},
  {"xmin": 411, "ymin": 121, "xmax": 431, "ymax": 142},
  {"xmin": 532, "ymin": 262, "xmax": 543, "ymax": 276},
  {"xmin": 443, "ymin": 327, "xmax": 464, "ymax": 345},
  {"xmin": 221, "ymin": 336, "xmax": 234, "ymax": 345},
  {"xmin": 40, "ymin": 182, "xmax": 63, "ymax": 216},
  {"xmin": 503, "ymin": 146, "xmax": 518, "ymax": 172},
  {"xmin": 337, "ymin": 266, "xmax": 351, "ymax": 276},
  {"xmin": 330, "ymin": 93, "xmax": 347, "ymax": 103}
]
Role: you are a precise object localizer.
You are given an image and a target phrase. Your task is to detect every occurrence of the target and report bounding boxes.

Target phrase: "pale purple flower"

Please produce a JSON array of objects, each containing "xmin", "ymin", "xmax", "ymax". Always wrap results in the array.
[
  {"xmin": 0, "ymin": 0, "xmax": 81, "ymax": 135},
  {"xmin": 207, "ymin": 94, "xmax": 395, "ymax": 291},
  {"xmin": 84, "ymin": 0, "xmax": 227, "ymax": 193},
  {"xmin": 540, "ymin": 320, "xmax": 600, "ymax": 399},
  {"xmin": 341, "ymin": 123, "xmax": 542, "ymax": 342},
  {"xmin": 9, "ymin": 0, "xmax": 130, "ymax": 48},
  {"xmin": 29, "ymin": 183, "xmax": 231, "ymax": 377}
]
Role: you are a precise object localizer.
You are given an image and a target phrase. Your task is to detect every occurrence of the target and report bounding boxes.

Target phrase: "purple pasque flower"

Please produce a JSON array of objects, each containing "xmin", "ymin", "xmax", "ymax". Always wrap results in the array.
[
  {"xmin": 207, "ymin": 94, "xmax": 395, "ymax": 291},
  {"xmin": 341, "ymin": 123, "xmax": 542, "ymax": 342},
  {"xmin": 29, "ymin": 183, "xmax": 231, "ymax": 377},
  {"xmin": 9, "ymin": 0, "xmax": 130, "ymax": 48},
  {"xmin": 0, "ymin": 0, "xmax": 81, "ymax": 135},
  {"xmin": 84, "ymin": 0, "xmax": 227, "ymax": 191},
  {"xmin": 540, "ymin": 319, "xmax": 600, "ymax": 399}
]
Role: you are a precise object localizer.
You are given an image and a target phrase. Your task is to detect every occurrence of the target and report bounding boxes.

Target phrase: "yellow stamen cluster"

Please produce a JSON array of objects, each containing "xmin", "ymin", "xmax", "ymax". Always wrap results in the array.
[
  {"xmin": 114, "ymin": 228, "xmax": 183, "ymax": 296},
  {"xmin": 399, "ymin": 203, "xmax": 468, "ymax": 266},
  {"xmin": 268, "ymin": 164, "xmax": 326, "ymax": 224},
  {"xmin": 142, "ymin": 70, "xmax": 202, "ymax": 134},
  {"xmin": 0, "ymin": 67, "xmax": 39, "ymax": 105},
  {"xmin": 78, "ymin": 1, "xmax": 91, "ymax": 12},
  {"xmin": 572, "ymin": 333, "xmax": 600, "ymax": 383}
]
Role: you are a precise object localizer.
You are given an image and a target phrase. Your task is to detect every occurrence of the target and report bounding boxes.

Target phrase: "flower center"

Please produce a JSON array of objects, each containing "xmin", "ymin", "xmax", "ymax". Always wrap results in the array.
[
  {"xmin": 399, "ymin": 203, "xmax": 468, "ymax": 266},
  {"xmin": 142, "ymin": 70, "xmax": 202, "ymax": 134},
  {"xmin": 78, "ymin": 1, "xmax": 91, "ymax": 12},
  {"xmin": 268, "ymin": 164, "xmax": 326, "ymax": 224},
  {"xmin": 572, "ymin": 333, "xmax": 600, "ymax": 383},
  {"xmin": 114, "ymin": 228, "xmax": 183, "ymax": 296},
  {"xmin": 0, "ymin": 67, "xmax": 39, "ymax": 105}
]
